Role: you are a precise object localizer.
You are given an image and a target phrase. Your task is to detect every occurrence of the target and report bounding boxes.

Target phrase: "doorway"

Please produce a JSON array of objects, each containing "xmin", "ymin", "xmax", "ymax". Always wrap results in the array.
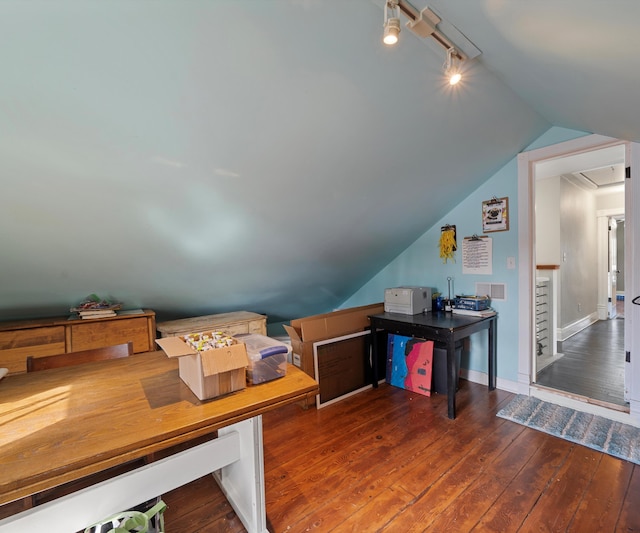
[
  {"xmin": 535, "ymin": 312, "xmax": 626, "ymax": 407},
  {"xmin": 531, "ymin": 148, "xmax": 626, "ymax": 408},
  {"xmin": 516, "ymin": 134, "xmax": 640, "ymax": 422}
]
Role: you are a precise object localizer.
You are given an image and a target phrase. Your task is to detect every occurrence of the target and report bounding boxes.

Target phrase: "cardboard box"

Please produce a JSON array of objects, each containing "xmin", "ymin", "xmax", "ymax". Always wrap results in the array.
[
  {"xmin": 283, "ymin": 302, "xmax": 384, "ymax": 379},
  {"xmin": 156, "ymin": 332, "xmax": 248, "ymax": 400}
]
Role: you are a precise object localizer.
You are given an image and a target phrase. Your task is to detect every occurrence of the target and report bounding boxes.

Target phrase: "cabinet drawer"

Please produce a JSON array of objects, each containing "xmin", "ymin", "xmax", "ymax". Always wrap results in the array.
[
  {"xmin": 0, "ymin": 326, "xmax": 66, "ymax": 374},
  {"xmin": 247, "ymin": 319, "xmax": 266, "ymax": 335},
  {"xmin": 219, "ymin": 320, "xmax": 267, "ymax": 336},
  {"xmin": 69, "ymin": 317, "xmax": 151, "ymax": 353}
]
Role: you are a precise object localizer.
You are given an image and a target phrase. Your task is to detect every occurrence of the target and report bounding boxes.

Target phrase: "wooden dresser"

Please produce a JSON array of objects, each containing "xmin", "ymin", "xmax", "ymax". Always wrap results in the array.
[
  {"xmin": 156, "ymin": 311, "xmax": 267, "ymax": 338},
  {"xmin": 0, "ymin": 309, "xmax": 156, "ymax": 375}
]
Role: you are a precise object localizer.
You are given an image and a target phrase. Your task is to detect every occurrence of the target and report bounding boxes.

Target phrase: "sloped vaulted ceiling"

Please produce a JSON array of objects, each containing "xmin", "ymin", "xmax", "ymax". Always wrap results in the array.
[
  {"xmin": 435, "ymin": 1, "xmax": 640, "ymax": 142},
  {"xmin": 0, "ymin": 1, "xmax": 637, "ymax": 323}
]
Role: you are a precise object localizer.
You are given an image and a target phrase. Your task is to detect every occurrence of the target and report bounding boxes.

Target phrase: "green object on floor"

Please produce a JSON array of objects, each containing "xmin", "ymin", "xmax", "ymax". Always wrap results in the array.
[{"xmin": 84, "ymin": 498, "xmax": 166, "ymax": 533}]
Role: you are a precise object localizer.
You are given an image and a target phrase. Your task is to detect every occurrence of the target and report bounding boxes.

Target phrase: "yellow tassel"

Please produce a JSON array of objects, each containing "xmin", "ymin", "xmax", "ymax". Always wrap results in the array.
[{"xmin": 439, "ymin": 229, "xmax": 456, "ymax": 263}]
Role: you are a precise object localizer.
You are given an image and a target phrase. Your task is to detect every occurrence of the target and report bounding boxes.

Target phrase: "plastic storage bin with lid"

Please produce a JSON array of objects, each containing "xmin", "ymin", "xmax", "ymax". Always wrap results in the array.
[{"xmin": 234, "ymin": 333, "xmax": 290, "ymax": 385}]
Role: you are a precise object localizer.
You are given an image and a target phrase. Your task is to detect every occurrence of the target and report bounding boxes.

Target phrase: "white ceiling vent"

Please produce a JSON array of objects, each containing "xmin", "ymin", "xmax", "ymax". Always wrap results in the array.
[{"xmin": 475, "ymin": 282, "xmax": 506, "ymax": 302}]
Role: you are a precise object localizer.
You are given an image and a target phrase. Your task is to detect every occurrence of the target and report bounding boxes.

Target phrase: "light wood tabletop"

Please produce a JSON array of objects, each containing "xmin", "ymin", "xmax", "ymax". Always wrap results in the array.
[{"xmin": 0, "ymin": 350, "xmax": 318, "ymax": 506}]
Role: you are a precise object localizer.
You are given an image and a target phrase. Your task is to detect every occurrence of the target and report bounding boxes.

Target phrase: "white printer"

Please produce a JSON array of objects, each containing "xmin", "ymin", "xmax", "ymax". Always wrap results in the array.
[{"xmin": 384, "ymin": 286, "xmax": 432, "ymax": 315}]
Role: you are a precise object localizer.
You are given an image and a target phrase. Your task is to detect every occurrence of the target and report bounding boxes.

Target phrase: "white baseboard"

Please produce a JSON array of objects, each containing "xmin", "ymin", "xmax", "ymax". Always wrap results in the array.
[
  {"xmin": 557, "ymin": 312, "xmax": 598, "ymax": 342},
  {"xmin": 460, "ymin": 368, "xmax": 519, "ymax": 394},
  {"xmin": 536, "ymin": 352, "xmax": 564, "ymax": 372}
]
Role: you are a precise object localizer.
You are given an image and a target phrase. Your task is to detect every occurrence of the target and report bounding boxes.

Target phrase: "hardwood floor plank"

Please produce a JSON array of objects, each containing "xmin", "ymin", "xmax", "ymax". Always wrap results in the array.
[
  {"xmin": 424, "ymin": 428, "xmax": 551, "ymax": 531},
  {"xmin": 518, "ymin": 446, "xmax": 603, "ymax": 532},
  {"xmin": 385, "ymin": 417, "xmax": 525, "ymax": 531},
  {"xmin": 332, "ymin": 485, "xmax": 415, "ymax": 532},
  {"xmin": 163, "ymin": 475, "xmax": 245, "ymax": 533},
  {"xmin": 284, "ymin": 386, "xmax": 512, "ymax": 532},
  {"xmin": 263, "ymin": 389, "xmax": 440, "ymax": 529},
  {"xmin": 284, "ymin": 426, "xmax": 457, "ymax": 531},
  {"xmin": 536, "ymin": 318, "xmax": 626, "ymax": 407},
  {"xmin": 616, "ymin": 464, "xmax": 640, "ymax": 531},
  {"xmin": 567, "ymin": 454, "xmax": 634, "ymax": 532},
  {"xmin": 472, "ymin": 433, "xmax": 573, "ymax": 531}
]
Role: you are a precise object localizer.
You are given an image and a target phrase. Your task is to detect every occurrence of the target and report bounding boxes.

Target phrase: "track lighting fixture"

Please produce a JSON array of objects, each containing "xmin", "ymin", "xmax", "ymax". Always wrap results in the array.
[
  {"xmin": 380, "ymin": 1, "xmax": 481, "ymax": 86},
  {"xmin": 444, "ymin": 47, "xmax": 462, "ymax": 85},
  {"xmin": 383, "ymin": 0, "xmax": 401, "ymax": 45}
]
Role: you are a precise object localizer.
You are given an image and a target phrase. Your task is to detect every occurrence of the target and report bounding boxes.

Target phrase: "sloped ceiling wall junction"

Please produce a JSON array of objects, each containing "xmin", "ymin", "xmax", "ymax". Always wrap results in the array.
[{"xmin": 1, "ymin": 1, "xmax": 638, "ymax": 324}]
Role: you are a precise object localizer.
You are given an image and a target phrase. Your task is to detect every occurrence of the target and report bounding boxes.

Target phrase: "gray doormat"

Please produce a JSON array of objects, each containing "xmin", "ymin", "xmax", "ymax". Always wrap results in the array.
[{"xmin": 497, "ymin": 395, "xmax": 640, "ymax": 465}]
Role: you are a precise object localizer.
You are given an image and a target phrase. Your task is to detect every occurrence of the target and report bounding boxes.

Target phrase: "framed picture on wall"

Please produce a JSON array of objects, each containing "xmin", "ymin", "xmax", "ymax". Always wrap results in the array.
[{"xmin": 482, "ymin": 197, "xmax": 509, "ymax": 232}]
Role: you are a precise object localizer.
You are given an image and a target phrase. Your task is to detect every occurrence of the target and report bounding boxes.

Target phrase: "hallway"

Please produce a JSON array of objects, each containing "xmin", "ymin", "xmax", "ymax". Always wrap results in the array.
[{"xmin": 535, "ymin": 316, "xmax": 626, "ymax": 408}]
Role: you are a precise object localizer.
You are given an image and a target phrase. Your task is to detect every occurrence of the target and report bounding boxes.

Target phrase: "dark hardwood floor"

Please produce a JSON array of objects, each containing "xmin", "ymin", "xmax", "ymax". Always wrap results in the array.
[
  {"xmin": 163, "ymin": 380, "xmax": 640, "ymax": 532},
  {"xmin": 536, "ymin": 317, "xmax": 626, "ymax": 407}
]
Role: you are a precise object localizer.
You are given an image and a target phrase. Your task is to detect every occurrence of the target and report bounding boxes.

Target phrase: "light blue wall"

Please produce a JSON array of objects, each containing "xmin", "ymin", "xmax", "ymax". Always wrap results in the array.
[
  {"xmin": 340, "ymin": 126, "xmax": 589, "ymax": 383},
  {"xmin": 0, "ymin": 2, "xmax": 551, "ymax": 326}
]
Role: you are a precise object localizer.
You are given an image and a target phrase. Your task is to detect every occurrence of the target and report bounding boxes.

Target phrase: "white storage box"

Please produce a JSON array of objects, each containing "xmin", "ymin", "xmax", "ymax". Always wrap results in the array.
[{"xmin": 234, "ymin": 333, "xmax": 289, "ymax": 385}]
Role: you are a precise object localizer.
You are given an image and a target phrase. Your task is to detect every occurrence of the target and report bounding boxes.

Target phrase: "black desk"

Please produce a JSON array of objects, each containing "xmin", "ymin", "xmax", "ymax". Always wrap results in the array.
[{"xmin": 369, "ymin": 311, "xmax": 497, "ymax": 419}]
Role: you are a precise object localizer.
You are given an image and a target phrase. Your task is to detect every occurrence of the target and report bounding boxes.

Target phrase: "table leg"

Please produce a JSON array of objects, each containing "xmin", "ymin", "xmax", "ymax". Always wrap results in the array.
[
  {"xmin": 488, "ymin": 318, "xmax": 497, "ymax": 390},
  {"xmin": 215, "ymin": 416, "xmax": 268, "ymax": 533},
  {"xmin": 447, "ymin": 336, "xmax": 456, "ymax": 419},
  {"xmin": 370, "ymin": 326, "xmax": 379, "ymax": 388}
]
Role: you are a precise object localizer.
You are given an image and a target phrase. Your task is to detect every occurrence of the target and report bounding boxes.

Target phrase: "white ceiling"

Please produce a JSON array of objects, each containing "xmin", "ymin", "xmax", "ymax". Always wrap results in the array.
[
  {"xmin": 0, "ymin": 1, "xmax": 637, "ymax": 323},
  {"xmin": 535, "ymin": 144, "xmax": 626, "ymax": 180},
  {"xmin": 436, "ymin": 0, "xmax": 640, "ymax": 142},
  {"xmin": 578, "ymin": 165, "xmax": 625, "ymax": 188}
]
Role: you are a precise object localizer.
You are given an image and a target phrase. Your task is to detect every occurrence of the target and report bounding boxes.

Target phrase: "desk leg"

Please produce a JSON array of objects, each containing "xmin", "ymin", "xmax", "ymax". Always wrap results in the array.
[
  {"xmin": 370, "ymin": 326, "xmax": 379, "ymax": 388},
  {"xmin": 488, "ymin": 318, "xmax": 497, "ymax": 390},
  {"xmin": 447, "ymin": 336, "xmax": 456, "ymax": 420},
  {"xmin": 215, "ymin": 416, "xmax": 268, "ymax": 533}
]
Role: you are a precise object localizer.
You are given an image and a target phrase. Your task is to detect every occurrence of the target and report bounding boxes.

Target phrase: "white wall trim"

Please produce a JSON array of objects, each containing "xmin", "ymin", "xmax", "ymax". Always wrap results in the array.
[
  {"xmin": 596, "ymin": 208, "xmax": 626, "ymax": 218},
  {"xmin": 518, "ymin": 134, "xmax": 639, "ymax": 419},
  {"xmin": 557, "ymin": 312, "xmax": 598, "ymax": 342},
  {"xmin": 628, "ymin": 143, "xmax": 640, "ymax": 409},
  {"xmin": 460, "ymin": 368, "xmax": 519, "ymax": 394}
]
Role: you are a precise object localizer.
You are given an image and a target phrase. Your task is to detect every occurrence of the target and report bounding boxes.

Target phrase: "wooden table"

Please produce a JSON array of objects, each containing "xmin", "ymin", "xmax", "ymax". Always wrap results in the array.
[
  {"xmin": 0, "ymin": 351, "xmax": 318, "ymax": 533},
  {"xmin": 369, "ymin": 311, "xmax": 497, "ymax": 419}
]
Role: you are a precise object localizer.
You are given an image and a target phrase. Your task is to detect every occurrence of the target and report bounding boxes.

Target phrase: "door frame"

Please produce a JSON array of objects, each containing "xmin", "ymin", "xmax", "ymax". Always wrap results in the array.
[
  {"xmin": 517, "ymin": 134, "xmax": 640, "ymax": 423},
  {"xmin": 596, "ymin": 211, "xmax": 622, "ymax": 321},
  {"xmin": 608, "ymin": 216, "xmax": 618, "ymax": 320}
]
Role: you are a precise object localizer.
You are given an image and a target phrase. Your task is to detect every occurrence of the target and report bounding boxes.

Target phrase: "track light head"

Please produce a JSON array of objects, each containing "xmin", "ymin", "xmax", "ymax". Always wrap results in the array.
[
  {"xmin": 383, "ymin": 1, "xmax": 401, "ymax": 46},
  {"xmin": 383, "ymin": 19, "xmax": 401, "ymax": 45},
  {"xmin": 444, "ymin": 47, "xmax": 462, "ymax": 85}
]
